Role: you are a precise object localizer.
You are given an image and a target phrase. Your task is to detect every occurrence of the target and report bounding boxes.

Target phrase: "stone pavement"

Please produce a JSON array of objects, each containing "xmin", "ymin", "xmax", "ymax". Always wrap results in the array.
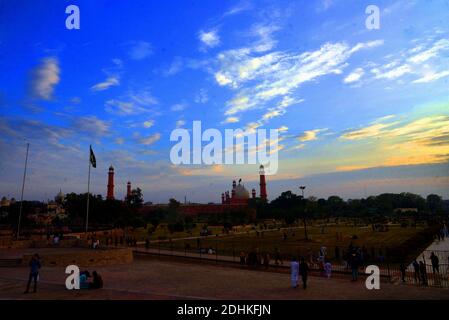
[{"xmin": 1, "ymin": 256, "xmax": 448, "ymax": 300}]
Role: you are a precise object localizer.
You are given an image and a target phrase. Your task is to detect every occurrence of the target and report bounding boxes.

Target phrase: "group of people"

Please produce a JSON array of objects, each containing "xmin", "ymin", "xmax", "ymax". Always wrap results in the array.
[
  {"xmin": 290, "ymin": 257, "xmax": 310, "ymax": 289},
  {"xmin": 79, "ymin": 270, "xmax": 104, "ymax": 289},
  {"xmin": 240, "ymin": 248, "xmax": 271, "ymax": 269},
  {"xmin": 23, "ymin": 253, "xmax": 103, "ymax": 294}
]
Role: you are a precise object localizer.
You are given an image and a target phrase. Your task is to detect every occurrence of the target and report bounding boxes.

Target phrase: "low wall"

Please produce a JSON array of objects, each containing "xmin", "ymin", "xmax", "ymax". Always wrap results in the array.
[{"xmin": 22, "ymin": 248, "xmax": 133, "ymax": 267}]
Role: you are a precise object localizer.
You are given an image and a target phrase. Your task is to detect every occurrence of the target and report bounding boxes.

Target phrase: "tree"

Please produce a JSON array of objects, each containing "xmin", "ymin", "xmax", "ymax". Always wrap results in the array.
[
  {"xmin": 426, "ymin": 194, "xmax": 442, "ymax": 213},
  {"xmin": 127, "ymin": 188, "xmax": 144, "ymax": 208}
]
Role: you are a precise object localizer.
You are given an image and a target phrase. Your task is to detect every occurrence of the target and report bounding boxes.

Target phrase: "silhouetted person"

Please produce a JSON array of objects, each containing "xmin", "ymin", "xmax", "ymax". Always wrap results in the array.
[
  {"xmin": 145, "ymin": 238, "xmax": 150, "ymax": 250},
  {"xmin": 399, "ymin": 263, "xmax": 407, "ymax": 282},
  {"xmin": 412, "ymin": 260, "xmax": 420, "ymax": 283},
  {"xmin": 299, "ymin": 258, "xmax": 310, "ymax": 289},
  {"xmin": 263, "ymin": 253, "xmax": 270, "ymax": 269},
  {"xmin": 419, "ymin": 261, "xmax": 427, "ymax": 286},
  {"xmin": 90, "ymin": 271, "xmax": 103, "ymax": 289},
  {"xmin": 24, "ymin": 254, "xmax": 41, "ymax": 294},
  {"xmin": 430, "ymin": 252, "xmax": 439, "ymax": 273},
  {"xmin": 350, "ymin": 253, "xmax": 359, "ymax": 281}
]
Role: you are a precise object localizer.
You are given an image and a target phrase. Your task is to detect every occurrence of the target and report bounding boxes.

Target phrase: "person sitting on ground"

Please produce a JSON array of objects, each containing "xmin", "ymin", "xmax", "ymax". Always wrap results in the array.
[
  {"xmin": 90, "ymin": 271, "xmax": 103, "ymax": 289},
  {"xmin": 80, "ymin": 271, "xmax": 91, "ymax": 289}
]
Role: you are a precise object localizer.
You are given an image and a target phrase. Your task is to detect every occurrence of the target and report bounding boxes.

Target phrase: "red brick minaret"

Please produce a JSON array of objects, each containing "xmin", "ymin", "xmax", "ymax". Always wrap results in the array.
[
  {"xmin": 107, "ymin": 165, "xmax": 115, "ymax": 200},
  {"xmin": 259, "ymin": 165, "xmax": 267, "ymax": 201},
  {"xmin": 127, "ymin": 181, "xmax": 131, "ymax": 199},
  {"xmin": 252, "ymin": 188, "xmax": 256, "ymax": 199}
]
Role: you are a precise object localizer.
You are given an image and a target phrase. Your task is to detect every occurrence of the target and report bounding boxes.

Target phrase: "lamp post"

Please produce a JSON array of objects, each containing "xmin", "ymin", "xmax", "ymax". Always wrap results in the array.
[{"xmin": 299, "ymin": 186, "xmax": 308, "ymax": 241}]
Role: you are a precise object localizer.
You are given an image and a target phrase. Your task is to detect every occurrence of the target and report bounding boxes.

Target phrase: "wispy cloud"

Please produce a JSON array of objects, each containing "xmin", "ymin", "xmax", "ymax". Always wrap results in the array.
[
  {"xmin": 413, "ymin": 70, "xmax": 449, "ymax": 84},
  {"xmin": 143, "ymin": 120, "xmax": 154, "ymax": 128},
  {"xmin": 344, "ymin": 68, "xmax": 364, "ymax": 83},
  {"xmin": 298, "ymin": 128, "xmax": 328, "ymax": 142},
  {"xmin": 195, "ymin": 88, "xmax": 209, "ymax": 103},
  {"xmin": 29, "ymin": 57, "xmax": 60, "ymax": 100},
  {"xmin": 128, "ymin": 41, "xmax": 153, "ymax": 60},
  {"xmin": 139, "ymin": 132, "xmax": 161, "ymax": 145},
  {"xmin": 105, "ymin": 90, "xmax": 158, "ymax": 116},
  {"xmin": 199, "ymin": 29, "xmax": 220, "ymax": 49},
  {"xmin": 171, "ymin": 103, "xmax": 187, "ymax": 112},
  {"xmin": 91, "ymin": 76, "xmax": 120, "ymax": 91},
  {"xmin": 219, "ymin": 39, "xmax": 382, "ymax": 117},
  {"xmin": 72, "ymin": 116, "xmax": 110, "ymax": 137},
  {"xmin": 223, "ymin": 117, "xmax": 239, "ymax": 124}
]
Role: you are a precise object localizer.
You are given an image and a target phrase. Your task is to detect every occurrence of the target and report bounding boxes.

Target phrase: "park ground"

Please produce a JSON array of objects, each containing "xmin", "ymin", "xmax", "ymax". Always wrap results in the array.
[{"xmin": 1, "ymin": 255, "xmax": 449, "ymax": 300}]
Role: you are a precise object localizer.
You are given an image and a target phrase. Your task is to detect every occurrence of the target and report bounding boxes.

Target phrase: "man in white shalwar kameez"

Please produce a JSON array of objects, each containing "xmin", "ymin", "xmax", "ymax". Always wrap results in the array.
[{"xmin": 290, "ymin": 258, "xmax": 299, "ymax": 288}]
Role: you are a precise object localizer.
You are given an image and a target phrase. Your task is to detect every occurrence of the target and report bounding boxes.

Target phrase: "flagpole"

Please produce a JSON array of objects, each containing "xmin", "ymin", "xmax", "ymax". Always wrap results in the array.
[
  {"xmin": 85, "ymin": 151, "xmax": 91, "ymax": 234},
  {"xmin": 17, "ymin": 142, "xmax": 29, "ymax": 240}
]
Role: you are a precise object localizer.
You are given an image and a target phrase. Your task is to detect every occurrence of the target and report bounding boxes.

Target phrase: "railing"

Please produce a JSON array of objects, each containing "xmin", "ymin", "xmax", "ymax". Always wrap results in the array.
[{"xmin": 129, "ymin": 241, "xmax": 449, "ymax": 288}]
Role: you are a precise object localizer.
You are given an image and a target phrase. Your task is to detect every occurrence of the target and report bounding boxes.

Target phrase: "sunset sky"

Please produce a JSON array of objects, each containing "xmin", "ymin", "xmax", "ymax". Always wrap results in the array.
[{"xmin": 1, "ymin": 0, "xmax": 448, "ymax": 203}]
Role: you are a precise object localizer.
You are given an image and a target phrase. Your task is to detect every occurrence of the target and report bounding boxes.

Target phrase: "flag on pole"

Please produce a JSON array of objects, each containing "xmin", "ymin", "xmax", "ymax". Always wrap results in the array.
[{"xmin": 89, "ymin": 145, "xmax": 96, "ymax": 168}]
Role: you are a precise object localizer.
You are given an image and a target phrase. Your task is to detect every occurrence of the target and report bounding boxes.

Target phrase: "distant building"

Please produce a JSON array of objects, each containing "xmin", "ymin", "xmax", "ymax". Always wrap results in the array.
[{"xmin": 139, "ymin": 166, "xmax": 267, "ymax": 219}]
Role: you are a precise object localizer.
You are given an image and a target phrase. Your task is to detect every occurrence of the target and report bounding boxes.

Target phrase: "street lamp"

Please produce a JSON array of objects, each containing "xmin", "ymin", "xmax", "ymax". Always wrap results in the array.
[{"xmin": 299, "ymin": 186, "xmax": 308, "ymax": 240}]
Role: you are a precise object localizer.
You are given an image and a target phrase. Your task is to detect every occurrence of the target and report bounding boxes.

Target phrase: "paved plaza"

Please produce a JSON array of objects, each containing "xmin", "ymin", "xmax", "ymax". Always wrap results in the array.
[{"xmin": 1, "ymin": 255, "xmax": 449, "ymax": 300}]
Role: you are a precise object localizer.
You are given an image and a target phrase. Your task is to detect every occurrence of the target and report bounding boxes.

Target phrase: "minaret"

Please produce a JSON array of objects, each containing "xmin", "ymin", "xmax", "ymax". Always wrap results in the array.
[
  {"xmin": 127, "ymin": 181, "xmax": 131, "ymax": 199},
  {"xmin": 107, "ymin": 166, "xmax": 115, "ymax": 200},
  {"xmin": 252, "ymin": 188, "xmax": 256, "ymax": 199},
  {"xmin": 221, "ymin": 193, "xmax": 225, "ymax": 204},
  {"xmin": 259, "ymin": 165, "xmax": 267, "ymax": 201}
]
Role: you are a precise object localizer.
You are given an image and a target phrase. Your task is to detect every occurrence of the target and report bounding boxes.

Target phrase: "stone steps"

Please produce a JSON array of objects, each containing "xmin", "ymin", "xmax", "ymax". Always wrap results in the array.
[{"xmin": 0, "ymin": 258, "xmax": 23, "ymax": 267}]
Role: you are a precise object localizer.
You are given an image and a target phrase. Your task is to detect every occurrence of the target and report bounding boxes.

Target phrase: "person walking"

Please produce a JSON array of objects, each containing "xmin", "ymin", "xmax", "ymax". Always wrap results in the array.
[
  {"xmin": 412, "ymin": 260, "xmax": 420, "ymax": 284},
  {"xmin": 350, "ymin": 253, "xmax": 359, "ymax": 281},
  {"xmin": 290, "ymin": 257, "xmax": 299, "ymax": 288},
  {"xmin": 299, "ymin": 257, "xmax": 310, "ymax": 289},
  {"xmin": 324, "ymin": 261, "xmax": 332, "ymax": 279},
  {"xmin": 24, "ymin": 254, "xmax": 41, "ymax": 294},
  {"xmin": 399, "ymin": 263, "xmax": 407, "ymax": 283},
  {"xmin": 419, "ymin": 261, "xmax": 428, "ymax": 286}
]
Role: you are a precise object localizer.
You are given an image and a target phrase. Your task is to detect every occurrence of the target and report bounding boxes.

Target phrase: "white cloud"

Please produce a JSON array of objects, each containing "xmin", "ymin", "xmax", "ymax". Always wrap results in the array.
[
  {"xmin": 223, "ymin": 117, "xmax": 239, "ymax": 124},
  {"xmin": 176, "ymin": 120, "xmax": 186, "ymax": 128},
  {"xmin": 298, "ymin": 128, "xmax": 328, "ymax": 142},
  {"xmin": 128, "ymin": 41, "xmax": 153, "ymax": 60},
  {"xmin": 115, "ymin": 137, "xmax": 125, "ymax": 145},
  {"xmin": 30, "ymin": 57, "xmax": 60, "ymax": 100},
  {"xmin": 373, "ymin": 64, "xmax": 412, "ymax": 80},
  {"xmin": 143, "ymin": 120, "xmax": 154, "ymax": 128},
  {"xmin": 195, "ymin": 89, "xmax": 209, "ymax": 103},
  {"xmin": 408, "ymin": 39, "xmax": 449, "ymax": 64},
  {"xmin": 344, "ymin": 68, "xmax": 364, "ymax": 83},
  {"xmin": 199, "ymin": 30, "xmax": 220, "ymax": 48},
  {"xmin": 91, "ymin": 76, "xmax": 119, "ymax": 91},
  {"xmin": 413, "ymin": 70, "xmax": 449, "ymax": 84},
  {"xmin": 105, "ymin": 90, "xmax": 158, "ymax": 116},
  {"xmin": 219, "ymin": 40, "xmax": 381, "ymax": 116},
  {"xmin": 73, "ymin": 116, "xmax": 110, "ymax": 137},
  {"xmin": 139, "ymin": 133, "xmax": 161, "ymax": 145},
  {"xmin": 171, "ymin": 103, "xmax": 187, "ymax": 112}
]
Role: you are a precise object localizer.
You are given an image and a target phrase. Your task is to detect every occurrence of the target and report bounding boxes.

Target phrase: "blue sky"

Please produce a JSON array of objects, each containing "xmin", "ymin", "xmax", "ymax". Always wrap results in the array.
[{"xmin": 0, "ymin": 0, "xmax": 448, "ymax": 203}]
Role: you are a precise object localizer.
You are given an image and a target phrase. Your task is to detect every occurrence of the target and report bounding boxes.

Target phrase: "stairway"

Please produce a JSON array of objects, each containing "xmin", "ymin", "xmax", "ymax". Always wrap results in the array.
[{"xmin": 0, "ymin": 258, "xmax": 22, "ymax": 267}]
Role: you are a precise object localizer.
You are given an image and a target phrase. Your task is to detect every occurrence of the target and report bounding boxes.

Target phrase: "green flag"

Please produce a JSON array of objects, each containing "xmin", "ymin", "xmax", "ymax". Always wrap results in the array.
[{"xmin": 90, "ymin": 145, "xmax": 96, "ymax": 168}]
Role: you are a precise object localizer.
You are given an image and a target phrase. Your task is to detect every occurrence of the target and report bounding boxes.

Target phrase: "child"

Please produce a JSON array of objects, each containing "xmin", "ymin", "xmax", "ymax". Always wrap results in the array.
[{"xmin": 324, "ymin": 261, "xmax": 332, "ymax": 279}]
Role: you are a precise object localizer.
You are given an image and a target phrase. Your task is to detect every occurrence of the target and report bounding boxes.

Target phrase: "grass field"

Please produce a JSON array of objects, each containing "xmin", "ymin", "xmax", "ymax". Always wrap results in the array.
[{"xmin": 142, "ymin": 221, "xmax": 435, "ymax": 263}]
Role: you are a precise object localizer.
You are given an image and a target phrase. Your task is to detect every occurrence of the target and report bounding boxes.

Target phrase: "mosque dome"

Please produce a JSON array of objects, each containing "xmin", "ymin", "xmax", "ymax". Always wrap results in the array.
[
  {"xmin": 55, "ymin": 190, "xmax": 65, "ymax": 203},
  {"xmin": 234, "ymin": 184, "xmax": 250, "ymax": 199}
]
